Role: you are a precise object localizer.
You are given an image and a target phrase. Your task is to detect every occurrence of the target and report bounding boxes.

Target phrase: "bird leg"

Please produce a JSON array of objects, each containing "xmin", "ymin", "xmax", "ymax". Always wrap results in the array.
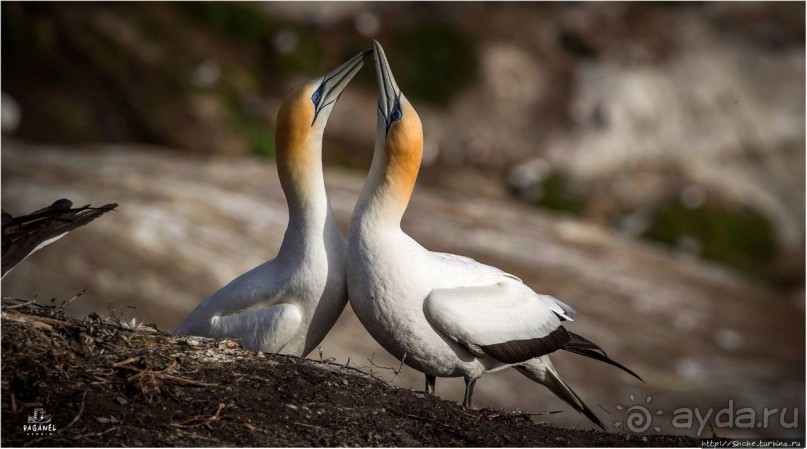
[
  {"xmin": 425, "ymin": 374, "xmax": 436, "ymax": 395},
  {"xmin": 462, "ymin": 377, "xmax": 476, "ymax": 408}
]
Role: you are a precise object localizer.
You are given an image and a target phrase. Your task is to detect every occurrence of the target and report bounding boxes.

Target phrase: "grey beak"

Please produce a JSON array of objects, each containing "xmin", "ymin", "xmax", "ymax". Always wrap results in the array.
[
  {"xmin": 313, "ymin": 48, "xmax": 373, "ymax": 123},
  {"xmin": 372, "ymin": 40, "xmax": 401, "ymax": 130}
]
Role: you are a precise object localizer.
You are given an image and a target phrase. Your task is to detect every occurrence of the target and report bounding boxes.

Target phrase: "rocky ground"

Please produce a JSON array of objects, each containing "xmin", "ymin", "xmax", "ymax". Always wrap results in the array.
[{"xmin": 1, "ymin": 299, "xmax": 699, "ymax": 447}]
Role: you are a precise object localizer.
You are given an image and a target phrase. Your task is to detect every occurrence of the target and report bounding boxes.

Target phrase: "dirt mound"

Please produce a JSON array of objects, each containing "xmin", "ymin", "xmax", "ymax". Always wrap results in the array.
[{"xmin": 1, "ymin": 298, "xmax": 697, "ymax": 447}]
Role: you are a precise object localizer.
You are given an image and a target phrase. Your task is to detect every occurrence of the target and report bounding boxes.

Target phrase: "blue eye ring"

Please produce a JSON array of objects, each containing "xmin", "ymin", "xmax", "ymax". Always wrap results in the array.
[
  {"xmin": 311, "ymin": 91, "xmax": 321, "ymax": 105},
  {"xmin": 391, "ymin": 108, "xmax": 402, "ymax": 122}
]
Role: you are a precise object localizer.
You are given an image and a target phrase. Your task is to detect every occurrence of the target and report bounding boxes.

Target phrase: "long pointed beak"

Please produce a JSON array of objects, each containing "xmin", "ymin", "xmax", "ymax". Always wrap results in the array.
[
  {"xmin": 313, "ymin": 48, "xmax": 372, "ymax": 122},
  {"xmin": 373, "ymin": 40, "xmax": 401, "ymax": 130}
]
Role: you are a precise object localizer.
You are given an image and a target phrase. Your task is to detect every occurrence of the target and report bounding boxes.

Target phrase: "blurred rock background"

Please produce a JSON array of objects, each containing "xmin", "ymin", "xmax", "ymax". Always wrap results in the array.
[{"xmin": 2, "ymin": 2, "xmax": 804, "ymax": 438}]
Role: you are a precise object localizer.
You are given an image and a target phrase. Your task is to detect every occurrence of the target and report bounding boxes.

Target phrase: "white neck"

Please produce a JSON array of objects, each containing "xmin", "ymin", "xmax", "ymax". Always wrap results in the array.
[
  {"xmin": 350, "ymin": 126, "xmax": 409, "ymax": 237},
  {"xmin": 276, "ymin": 134, "xmax": 337, "ymax": 261}
]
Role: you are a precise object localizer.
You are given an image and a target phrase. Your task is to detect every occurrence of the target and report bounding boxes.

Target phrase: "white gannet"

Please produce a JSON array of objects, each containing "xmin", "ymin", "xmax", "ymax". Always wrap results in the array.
[
  {"xmin": 2, "ymin": 199, "xmax": 118, "ymax": 278},
  {"xmin": 176, "ymin": 50, "xmax": 371, "ymax": 356},
  {"xmin": 347, "ymin": 41, "xmax": 641, "ymax": 430}
]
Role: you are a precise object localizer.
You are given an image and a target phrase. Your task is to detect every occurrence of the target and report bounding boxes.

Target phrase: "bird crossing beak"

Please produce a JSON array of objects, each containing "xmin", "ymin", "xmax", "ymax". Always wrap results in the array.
[
  {"xmin": 372, "ymin": 40, "xmax": 402, "ymax": 133},
  {"xmin": 312, "ymin": 48, "xmax": 373, "ymax": 124}
]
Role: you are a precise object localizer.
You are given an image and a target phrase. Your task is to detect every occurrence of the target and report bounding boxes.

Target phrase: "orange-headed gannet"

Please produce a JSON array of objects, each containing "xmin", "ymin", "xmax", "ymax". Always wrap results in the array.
[
  {"xmin": 347, "ymin": 41, "xmax": 641, "ymax": 430},
  {"xmin": 176, "ymin": 49, "xmax": 371, "ymax": 356}
]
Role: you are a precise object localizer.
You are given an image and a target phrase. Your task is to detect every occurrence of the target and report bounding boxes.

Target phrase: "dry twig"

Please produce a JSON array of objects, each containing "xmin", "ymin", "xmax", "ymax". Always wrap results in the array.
[
  {"xmin": 366, "ymin": 352, "xmax": 407, "ymax": 384},
  {"xmin": 292, "ymin": 421, "xmax": 325, "ymax": 432},
  {"xmin": 72, "ymin": 424, "xmax": 123, "ymax": 441},
  {"xmin": 118, "ymin": 364, "xmax": 218, "ymax": 387},
  {"xmin": 51, "ymin": 289, "xmax": 87, "ymax": 316},
  {"xmin": 170, "ymin": 403, "xmax": 226, "ymax": 430},
  {"xmin": 5, "ymin": 300, "xmax": 35, "ymax": 309},
  {"xmin": 112, "ymin": 356, "xmax": 141, "ymax": 367}
]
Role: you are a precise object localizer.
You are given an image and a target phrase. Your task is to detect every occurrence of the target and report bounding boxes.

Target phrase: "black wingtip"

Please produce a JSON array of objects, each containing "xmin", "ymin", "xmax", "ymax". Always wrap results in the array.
[
  {"xmin": 538, "ymin": 366, "xmax": 610, "ymax": 432},
  {"xmin": 577, "ymin": 401, "xmax": 607, "ymax": 432},
  {"xmin": 563, "ymin": 332, "xmax": 644, "ymax": 383},
  {"xmin": 94, "ymin": 203, "xmax": 119, "ymax": 212},
  {"xmin": 2, "ymin": 199, "xmax": 119, "ymax": 276},
  {"xmin": 592, "ymin": 415, "xmax": 608, "ymax": 432}
]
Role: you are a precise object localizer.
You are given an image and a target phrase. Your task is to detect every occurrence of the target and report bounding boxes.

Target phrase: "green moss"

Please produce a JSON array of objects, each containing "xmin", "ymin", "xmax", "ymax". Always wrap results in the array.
[
  {"xmin": 531, "ymin": 171, "xmax": 587, "ymax": 215},
  {"xmin": 388, "ymin": 21, "xmax": 479, "ymax": 107},
  {"xmin": 240, "ymin": 120, "xmax": 276, "ymax": 159},
  {"xmin": 642, "ymin": 202, "xmax": 779, "ymax": 277}
]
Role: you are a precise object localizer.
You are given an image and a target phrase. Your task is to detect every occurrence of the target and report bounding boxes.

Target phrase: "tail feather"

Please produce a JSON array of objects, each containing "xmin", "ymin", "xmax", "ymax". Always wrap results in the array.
[
  {"xmin": 516, "ymin": 360, "xmax": 607, "ymax": 431},
  {"xmin": 563, "ymin": 331, "xmax": 643, "ymax": 382},
  {"xmin": 543, "ymin": 367, "xmax": 607, "ymax": 431}
]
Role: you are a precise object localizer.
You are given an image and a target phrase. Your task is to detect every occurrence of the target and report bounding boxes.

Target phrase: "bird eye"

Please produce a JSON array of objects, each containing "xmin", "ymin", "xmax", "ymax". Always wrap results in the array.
[
  {"xmin": 391, "ymin": 108, "xmax": 403, "ymax": 122},
  {"xmin": 311, "ymin": 91, "xmax": 321, "ymax": 105}
]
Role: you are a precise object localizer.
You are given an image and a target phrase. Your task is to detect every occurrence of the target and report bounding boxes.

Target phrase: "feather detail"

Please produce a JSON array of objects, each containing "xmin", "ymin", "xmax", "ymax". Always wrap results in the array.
[
  {"xmin": 563, "ymin": 331, "xmax": 644, "ymax": 382},
  {"xmin": 2, "ymin": 199, "xmax": 117, "ymax": 276}
]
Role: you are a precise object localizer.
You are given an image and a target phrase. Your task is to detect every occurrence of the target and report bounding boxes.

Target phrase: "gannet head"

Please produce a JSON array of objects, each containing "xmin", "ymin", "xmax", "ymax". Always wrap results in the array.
[
  {"xmin": 276, "ymin": 48, "xmax": 371, "ymax": 155},
  {"xmin": 275, "ymin": 49, "xmax": 370, "ymax": 194},
  {"xmin": 372, "ymin": 40, "xmax": 423, "ymax": 201}
]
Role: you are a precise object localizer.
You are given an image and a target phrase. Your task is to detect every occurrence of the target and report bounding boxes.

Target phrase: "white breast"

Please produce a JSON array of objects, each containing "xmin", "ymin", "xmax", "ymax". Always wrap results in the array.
[{"xmin": 347, "ymin": 229, "xmax": 494, "ymax": 378}]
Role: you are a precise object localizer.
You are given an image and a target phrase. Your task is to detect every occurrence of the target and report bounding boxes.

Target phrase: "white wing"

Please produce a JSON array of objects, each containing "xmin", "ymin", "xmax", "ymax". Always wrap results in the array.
[
  {"xmin": 208, "ymin": 303, "xmax": 302, "ymax": 353},
  {"xmin": 432, "ymin": 251, "xmax": 575, "ymax": 320},
  {"xmin": 432, "ymin": 251, "xmax": 524, "ymax": 283},
  {"xmin": 176, "ymin": 301, "xmax": 302, "ymax": 353},
  {"xmin": 175, "ymin": 260, "xmax": 301, "ymax": 353},
  {"xmin": 424, "ymin": 280, "xmax": 571, "ymax": 364},
  {"xmin": 432, "ymin": 252, "xmax": 479, "ymax": 265}
]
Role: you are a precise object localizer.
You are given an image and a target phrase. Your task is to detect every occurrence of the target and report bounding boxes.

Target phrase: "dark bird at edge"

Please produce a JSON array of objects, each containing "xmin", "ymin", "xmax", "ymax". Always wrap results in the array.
[{"xmin": 2, "ymin": 199, "xmax": 118, "ymax": 277}]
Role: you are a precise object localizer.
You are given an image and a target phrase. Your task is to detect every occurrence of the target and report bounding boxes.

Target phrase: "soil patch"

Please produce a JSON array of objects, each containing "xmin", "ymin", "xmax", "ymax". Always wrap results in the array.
[{"xmin": 1, "ymin": 298, "xmax": 698, "ymax": 447}]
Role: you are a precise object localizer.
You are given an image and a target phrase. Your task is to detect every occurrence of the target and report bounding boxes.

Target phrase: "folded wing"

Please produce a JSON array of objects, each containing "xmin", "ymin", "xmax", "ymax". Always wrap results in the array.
[
  {"xmin": 175, "ymin": 262, "xmax": 303, "ymax": 352},
  {"xmin": 424, "ymin": 281, "xmax": 572, "ymax": 364},
  {"xmin": 177, "ymin": 301, "xmax": 302, "ymax": 353}
]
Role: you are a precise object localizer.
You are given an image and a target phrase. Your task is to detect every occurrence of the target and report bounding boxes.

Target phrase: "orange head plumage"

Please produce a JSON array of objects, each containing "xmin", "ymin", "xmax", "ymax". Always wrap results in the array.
[
  {"xmin": 276, "ymin": 83, "xmax": 316, "ymax": 178},
  {"xmin": 372, "ymin": 40, "xmax": 424, "ymax": 206},
  {"xmin": 274, "ymin": 49, "xmax": 371, "ymax": 196},
  {"xmin": 383, "ymin": 98, "xmax": 423, "ymax": 205}
]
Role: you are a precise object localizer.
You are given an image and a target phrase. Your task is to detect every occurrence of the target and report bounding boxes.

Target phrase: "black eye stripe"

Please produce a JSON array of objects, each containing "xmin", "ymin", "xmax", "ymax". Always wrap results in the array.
[{"xmin": 320, "ymin": 98, "xmax": 337, "ymax": 110}]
